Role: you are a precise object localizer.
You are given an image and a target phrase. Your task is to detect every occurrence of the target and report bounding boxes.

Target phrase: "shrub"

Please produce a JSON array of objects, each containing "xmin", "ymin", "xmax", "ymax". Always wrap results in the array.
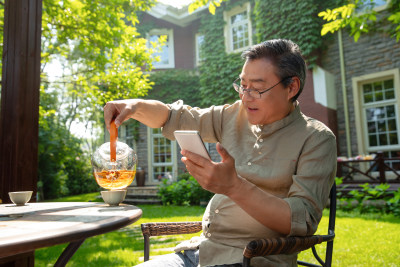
[
  {"xmin": 158, "ymin": 174, "xmax": 213, "ymax": 206},
  {"xmin": 336, "ymin": 177, "xmax": 400, "ymax": 216}
]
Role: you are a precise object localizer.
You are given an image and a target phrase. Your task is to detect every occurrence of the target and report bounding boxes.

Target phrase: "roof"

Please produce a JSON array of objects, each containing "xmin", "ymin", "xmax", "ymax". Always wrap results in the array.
[{"xmin": 147, "ymin": 3, "xmax": 208, "ymax": 27}]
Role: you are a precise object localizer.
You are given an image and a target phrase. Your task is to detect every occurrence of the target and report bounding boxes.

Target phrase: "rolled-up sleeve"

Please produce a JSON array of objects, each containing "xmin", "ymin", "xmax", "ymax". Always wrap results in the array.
[
  {"xmin": 284, "ymin": 130, "xmax": 337, "ymax": 236},
  {"xmin": 161, "ymin": 100, "xmax": 228, "ymax": 143}
]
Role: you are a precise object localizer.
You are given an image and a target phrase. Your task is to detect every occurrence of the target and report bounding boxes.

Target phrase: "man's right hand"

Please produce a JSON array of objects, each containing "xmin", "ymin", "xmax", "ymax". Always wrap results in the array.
[
  {"xmin": 103, "ymin": 99, "xmax": 170, "ymax": 130},
  {"xmin": 103, "ymin": 99, "xmax": 138, "ymax": 130}
]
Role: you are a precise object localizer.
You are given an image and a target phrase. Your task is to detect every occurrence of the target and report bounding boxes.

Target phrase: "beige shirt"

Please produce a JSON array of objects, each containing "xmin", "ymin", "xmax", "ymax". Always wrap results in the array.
[{"xmin": 162, "ymin": 100, "xmax": 337, "ymax": 267}]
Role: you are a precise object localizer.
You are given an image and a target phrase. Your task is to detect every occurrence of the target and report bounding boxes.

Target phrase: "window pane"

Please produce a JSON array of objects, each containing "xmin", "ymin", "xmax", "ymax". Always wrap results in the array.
[
  {"xmin": 231, "ymin": 11, "xmax": 247, "ymax": 24},
  {"xmin": 363, "ymin": 83, "xmax": 372, "ymax": 93},
  {"xmin": 374, "ymin": 81, "xmax": 382, "ymax": 91},
  {"xmin": 384, "ymin": 79, "xmax": 394, "ymax": 89},
  {"xmin": 379, "ymin": 133, "xmax": 388, "ymax": 145},
  {"xmin": 369, "ymin": 134, "xmax": 378, "ymax": 146},
  {"xmin": 378, "ymin": 120, "xmax": 386, "ymax": 131},
  {"xmin": 364, "ymin": 93, "xmax": 373, "ymax": 103},
  {"xmin": 387, "ymin": 105, "xmax": 395, "ymax": 118},
  {"xmin": 365, "ymin": 104, "xmax": 398, "ymax": 148},
  {"xmin": 196, "ymin": 34, "xmax": 204, "ymax": 62},
  {"xmin": 385, "ymin": 89, "xmax": 395, "ymax": 100},
  {"xmin": 389, "ymin": 133, "xmax": 399, "ymax": 145},
  {"xmin": 150, "ymin": 34, "xmax": 169, "ymax": 67},
  {"xmin": 388, "ymin": 119, "xmax": 397, "ymax": 131},
  {"xmin": 375, "ymin": 91, "xmax": 384, "ymax": 101},
  {"xmin": 368, "ymin": 121, "xmax": 376, "ymax": 132}
]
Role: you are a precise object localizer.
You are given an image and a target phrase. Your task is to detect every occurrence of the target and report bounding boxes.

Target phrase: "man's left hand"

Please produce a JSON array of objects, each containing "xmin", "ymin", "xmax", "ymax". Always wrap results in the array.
[{"xmin": 181, "ymin": 142, "xmax": 243, "ymax": 196}]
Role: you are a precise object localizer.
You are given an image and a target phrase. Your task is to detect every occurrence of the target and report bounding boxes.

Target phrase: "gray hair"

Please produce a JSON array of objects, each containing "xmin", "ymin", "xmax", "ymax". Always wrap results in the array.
[{"xmin": 241, "ymin": 39, "xmax": 306, "ymax": 102}]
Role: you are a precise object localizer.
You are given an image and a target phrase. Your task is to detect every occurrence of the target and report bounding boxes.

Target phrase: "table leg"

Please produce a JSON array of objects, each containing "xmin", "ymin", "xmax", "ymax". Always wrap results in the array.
[{"xmin": 54, "ymin": 239, "xmax": 85, "ymax": 267}]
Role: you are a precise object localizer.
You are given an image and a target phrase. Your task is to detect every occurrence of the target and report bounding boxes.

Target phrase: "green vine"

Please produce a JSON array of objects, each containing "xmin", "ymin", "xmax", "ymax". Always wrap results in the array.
[
  {"xmin": 198, "ymin": 0, "xmax": 251, "ymax": 106},
  {"xmin": 196, "ymin": 0, "xmax": 345, "ymax": 105},
  {"xmin": 146, "ymin": 69, "xmax": 203, "ymax": 107},
  {"xmin": 254, "ymin": 0, "xmax": 323, "ymax": 65}
]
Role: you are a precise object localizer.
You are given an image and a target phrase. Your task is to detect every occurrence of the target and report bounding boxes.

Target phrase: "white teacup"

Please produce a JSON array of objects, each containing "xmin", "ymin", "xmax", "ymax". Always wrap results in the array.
[
  {"xmin": 9, "ymin": 191, "xmax": 33, "ymax": 206},
  {"xmin": 101, "ymin": 190, "xmax": 127, "ymax": 206}
]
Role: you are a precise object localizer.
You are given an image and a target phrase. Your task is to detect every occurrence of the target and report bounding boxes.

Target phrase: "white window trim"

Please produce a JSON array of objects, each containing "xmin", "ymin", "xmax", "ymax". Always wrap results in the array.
[
  {"xmin": 352, "ymin": 68, "xmax": 400, "ymax": 156},
  {"xmin": 223, "ymin": 2, "xmax": 252, "ymax": 54},
  {"xmin": 147, "ymin": 28, "xmax": 175, "ymax": 69},
  {"xmin": 147, "ymin": 127, "xmax": 178, "ymax": 184},
  {"xmin": 195, "ymin": 33, "xmax": 204, "ymax": 67},
  {"xmin": 372, "ymin": 0, "xmax": 390, "ymax": 12},
  {"xmin": 356, "ymin": 0, "xmax": 390, "ymax": 14}
]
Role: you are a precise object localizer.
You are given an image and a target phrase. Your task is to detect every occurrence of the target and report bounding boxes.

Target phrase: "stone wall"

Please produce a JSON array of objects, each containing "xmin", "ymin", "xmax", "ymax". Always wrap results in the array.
[{"xmin": 320, "ymin": 29, "xmax": 400, "ymax": 156}]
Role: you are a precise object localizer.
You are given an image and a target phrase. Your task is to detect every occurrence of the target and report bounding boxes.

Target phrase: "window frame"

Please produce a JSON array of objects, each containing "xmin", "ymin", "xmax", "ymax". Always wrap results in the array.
[
  {"xmin": 223, "ymin": 2, "xmax": 252, "ymax": 54},
  {"xmin": 352, "ymin": 68, "xmax": 400, "ymax": 155},
  {"xmin": 195, "ymin": 33, "xmax": 205, "ymax": 66},
  {"xmin": 147, "ymin": 28, "xmax": 175, "ymax": 69},
  {"xmin": 147, "ymin": 127, "xmax": 177, "ymax": 184}
]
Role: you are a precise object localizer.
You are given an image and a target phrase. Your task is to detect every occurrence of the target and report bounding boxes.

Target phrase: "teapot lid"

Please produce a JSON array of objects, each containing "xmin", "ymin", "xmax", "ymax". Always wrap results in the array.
[{"xmin": 95, "ymin": 141, "xmax": 135, "ymax": 161}]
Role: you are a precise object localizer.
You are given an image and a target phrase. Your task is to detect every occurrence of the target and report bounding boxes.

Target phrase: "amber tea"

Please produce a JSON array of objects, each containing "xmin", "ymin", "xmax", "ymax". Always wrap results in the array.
[{"xmin": 94, "ymin": 170, "xmax": 136, "ymax": 190}]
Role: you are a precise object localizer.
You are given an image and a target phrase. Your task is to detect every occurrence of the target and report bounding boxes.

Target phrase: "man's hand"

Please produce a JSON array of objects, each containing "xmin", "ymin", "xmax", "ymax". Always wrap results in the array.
[
  {"xmin": 103, "ymin": 99, "xmax": 169, "ymax": 130},
  {"xmin": 181, "ymin": 142, "xmax": 243, "ymax": 196},
  {"xmin": 103, "ymin": 100, "xmax": 138, "ymax": 130}
]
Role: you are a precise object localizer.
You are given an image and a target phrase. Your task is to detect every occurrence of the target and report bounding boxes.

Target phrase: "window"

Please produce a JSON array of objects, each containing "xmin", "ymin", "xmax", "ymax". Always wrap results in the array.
[
  {"xmin": 195, "ymin": 33, "xmax": 204, "ymax": 66},
  {"xmin": 224, "ymin": 3, "xmax": 252, "ymax": 53},
  {"xmin": 148, "ymin": 29, "xmax": 175, "ymax": 69},
  {"xmin": 148, "ymin": 128, "xmax": 177, "ymax": 182},
  {"xmin": 353, "ymin": 69, "xmax": 400, "ymax": 169},
  {"xmin": 356, "ymin": 0, "xmax": 389, "ymax": 12}
]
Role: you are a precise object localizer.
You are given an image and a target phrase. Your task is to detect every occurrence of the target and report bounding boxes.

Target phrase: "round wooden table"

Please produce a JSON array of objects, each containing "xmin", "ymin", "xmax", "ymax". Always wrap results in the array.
[{"xmin": 0, "ymin": 202, "xmax": 142, "ymax": 266}]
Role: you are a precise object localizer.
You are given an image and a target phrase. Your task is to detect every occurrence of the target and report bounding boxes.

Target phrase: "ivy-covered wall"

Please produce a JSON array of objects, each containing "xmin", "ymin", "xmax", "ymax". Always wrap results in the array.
[
  {"xmin": 146, "ymin": 69, "xmax": 202, "ymax": 107},
  {"xmin": 197, "ymin": 0, "xmax": 344, "ymax": 106}
]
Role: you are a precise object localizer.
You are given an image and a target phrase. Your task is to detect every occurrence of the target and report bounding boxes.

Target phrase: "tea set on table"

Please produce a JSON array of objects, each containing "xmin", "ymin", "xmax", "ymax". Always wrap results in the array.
[{"xmin": 9, "ymin": 121, "xmax": 137, "ymax": 207}]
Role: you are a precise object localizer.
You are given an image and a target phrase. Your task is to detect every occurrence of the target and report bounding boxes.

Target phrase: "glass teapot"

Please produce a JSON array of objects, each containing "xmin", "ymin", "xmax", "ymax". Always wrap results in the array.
[{"xmin": 91, "ymin": 122, "xmax": 137, "ymax": 190}]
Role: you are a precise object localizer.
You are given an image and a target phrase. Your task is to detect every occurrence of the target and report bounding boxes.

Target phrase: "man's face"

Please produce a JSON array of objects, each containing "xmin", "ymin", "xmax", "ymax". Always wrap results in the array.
[{"xmin": 239, "ymin": 58, "xmax": 297, "ymax": 125}]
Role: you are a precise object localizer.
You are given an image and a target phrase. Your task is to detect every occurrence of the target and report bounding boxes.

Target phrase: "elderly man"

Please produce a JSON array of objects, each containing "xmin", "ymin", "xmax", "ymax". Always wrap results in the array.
[{"xmin": 103, "ymin": 39, "xmax": 337, "ymax": 267}]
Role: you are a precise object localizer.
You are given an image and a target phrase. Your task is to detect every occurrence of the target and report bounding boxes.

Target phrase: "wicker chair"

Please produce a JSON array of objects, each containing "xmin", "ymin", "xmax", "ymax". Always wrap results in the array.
[{"xmin": 141, "ymin": 183, "xmax": 336, "ymax": 267}]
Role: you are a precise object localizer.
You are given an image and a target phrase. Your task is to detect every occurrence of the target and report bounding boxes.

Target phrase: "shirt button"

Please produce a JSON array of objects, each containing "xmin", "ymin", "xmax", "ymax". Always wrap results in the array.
[
  {"xmin": 207, "ymin": 233, "xmax": 211, "ymax": 237},
  {"xmin": 247, "ymin": 162, "xmax": 251, "ymax": 166},
  {"xmin": 215, "ymin": 209, "xmax": 219, "ymax": 214}
]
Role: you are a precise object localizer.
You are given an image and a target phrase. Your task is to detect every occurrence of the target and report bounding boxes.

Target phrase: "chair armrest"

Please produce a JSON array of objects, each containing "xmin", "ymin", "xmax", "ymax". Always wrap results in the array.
[
  {"xmin": 141, "ymin": 221, "xmax": 202, "ymax": 237},
  {"xmin": 243, "ymin": 234, "xmax": 334, "ymax": 258},
  {"xmin": 141, "ymin": 221, "xmax": 202, "ymax": 262}
]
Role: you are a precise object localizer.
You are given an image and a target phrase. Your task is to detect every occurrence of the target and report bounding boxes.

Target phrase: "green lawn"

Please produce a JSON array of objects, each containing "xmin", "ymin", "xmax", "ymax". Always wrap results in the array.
[{"xmin": 35, "ymin": 193, "xmax": 400, "ymax": 266}]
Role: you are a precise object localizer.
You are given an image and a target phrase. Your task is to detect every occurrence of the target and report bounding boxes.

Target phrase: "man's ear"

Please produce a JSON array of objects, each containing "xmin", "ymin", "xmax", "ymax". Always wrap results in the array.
[{"xmin": 287, "ymin": 77, "xmax": 300, "ymax": 100}]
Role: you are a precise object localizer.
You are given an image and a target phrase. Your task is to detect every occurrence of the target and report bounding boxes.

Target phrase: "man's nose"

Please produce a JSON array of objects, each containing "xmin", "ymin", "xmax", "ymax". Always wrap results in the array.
[{"xmin": 240, "ymin": 90, "xmax": 254, "ymax": 101}]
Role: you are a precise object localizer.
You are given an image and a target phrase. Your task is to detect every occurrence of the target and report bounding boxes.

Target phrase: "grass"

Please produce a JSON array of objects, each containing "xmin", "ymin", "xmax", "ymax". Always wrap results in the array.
[{"xmin": 35, "ymin": 193, "xmax": 400, "ymax": 266}]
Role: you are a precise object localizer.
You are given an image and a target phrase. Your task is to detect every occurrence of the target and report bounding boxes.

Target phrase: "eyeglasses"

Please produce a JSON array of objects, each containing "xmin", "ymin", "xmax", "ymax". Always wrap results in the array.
[{"xmin": 232, "ymin": 76, "xmax": 293, "ymax": 99}]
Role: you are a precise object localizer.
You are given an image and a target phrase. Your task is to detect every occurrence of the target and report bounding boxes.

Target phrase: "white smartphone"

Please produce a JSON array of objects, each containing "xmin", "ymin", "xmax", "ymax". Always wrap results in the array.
[{"xmin": 174, "ymin": 130, "xmax": 211, "ymax": 159}]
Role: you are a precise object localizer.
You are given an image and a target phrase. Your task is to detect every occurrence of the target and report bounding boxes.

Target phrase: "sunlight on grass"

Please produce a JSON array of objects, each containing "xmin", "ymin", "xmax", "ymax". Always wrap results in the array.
[
  {"xmin": 35, "ymin": 195, "xmax": 400, "ymax": 266},
  {"xmin": 298, "ymin": 210, "xmax": 400, "ymax": 266}
]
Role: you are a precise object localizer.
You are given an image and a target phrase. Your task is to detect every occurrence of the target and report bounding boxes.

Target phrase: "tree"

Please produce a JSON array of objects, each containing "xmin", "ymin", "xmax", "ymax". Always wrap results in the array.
[
  {"xmin": 41, "ymin": 0, "xmax": 161, "ymax": 141},
  {"xmin": 38, "ymin": 86, "xmax": 99, "ymax": 199},
  {"xmin": 0, "ymin": 0, "xmax": 169, "ymax": 198},
  {"xmin": 319, "ymin": 0, "xmax": 400, "ymax": 41}
]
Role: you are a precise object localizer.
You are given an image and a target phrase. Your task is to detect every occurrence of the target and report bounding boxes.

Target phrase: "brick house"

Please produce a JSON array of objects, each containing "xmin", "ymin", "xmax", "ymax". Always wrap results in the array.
[{"xmin": 115, "ymin": 1, "xmax": 399, "ymax": 186}]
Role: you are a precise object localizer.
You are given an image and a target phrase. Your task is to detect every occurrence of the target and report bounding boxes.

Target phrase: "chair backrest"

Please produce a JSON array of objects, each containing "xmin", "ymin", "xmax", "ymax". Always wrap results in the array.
[{"xmin": 297, "ymin": 183, "xmax": 337, "ymax": 267}]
